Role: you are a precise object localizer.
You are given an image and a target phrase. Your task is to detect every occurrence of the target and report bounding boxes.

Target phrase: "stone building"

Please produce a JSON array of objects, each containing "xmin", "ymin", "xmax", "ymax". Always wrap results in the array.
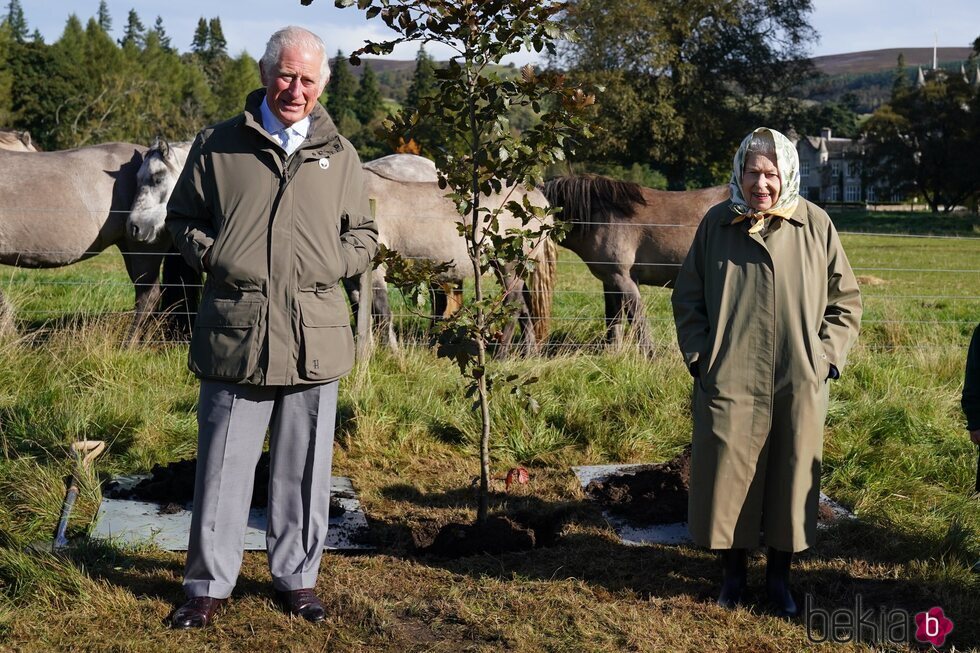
[{"xmin": 791, "ymin": 127, "xmax": 908, "ymax": 206}]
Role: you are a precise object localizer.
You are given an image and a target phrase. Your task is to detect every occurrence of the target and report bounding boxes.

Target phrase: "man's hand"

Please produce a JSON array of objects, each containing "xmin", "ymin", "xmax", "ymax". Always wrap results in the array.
[{"xmin": 970, "ymin": 429, "xmax": 980, "ymax": 446}]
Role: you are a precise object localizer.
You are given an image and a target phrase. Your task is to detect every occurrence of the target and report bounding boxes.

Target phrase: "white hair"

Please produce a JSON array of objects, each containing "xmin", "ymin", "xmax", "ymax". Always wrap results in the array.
[
  {"xmin": 745, "ymin": 131, "xmax": 776, "ymax": 157},
  {"xmin": 260, "ymin": 26, "xmax": 331, "ymax": 89}
]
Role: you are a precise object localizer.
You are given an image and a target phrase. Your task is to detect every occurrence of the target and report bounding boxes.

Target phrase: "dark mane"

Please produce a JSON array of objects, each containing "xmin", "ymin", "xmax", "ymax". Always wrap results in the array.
[{"xmin": 543, "ymin": 174, "xmax": 647, "ymax": 231}]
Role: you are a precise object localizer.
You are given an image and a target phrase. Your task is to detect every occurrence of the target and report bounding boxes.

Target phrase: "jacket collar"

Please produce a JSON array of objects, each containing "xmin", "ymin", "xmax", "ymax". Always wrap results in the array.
[
  {"xmin": 720, "ymin": 198, "xmax": 808, "ymax": 227},
  {"xmin": 242, "ymin": 89, "xmax": 341, "ymax": 154}
]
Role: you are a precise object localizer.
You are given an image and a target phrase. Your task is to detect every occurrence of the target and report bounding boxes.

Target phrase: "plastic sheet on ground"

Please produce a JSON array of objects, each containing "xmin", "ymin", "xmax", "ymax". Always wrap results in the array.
[
  {"xmin": 91, "ymin": 475, "xmax": 371, "ymax": 552},
  {"xmin": 573, "ymin": 463, "xmax": 854, "ymax": 547}
]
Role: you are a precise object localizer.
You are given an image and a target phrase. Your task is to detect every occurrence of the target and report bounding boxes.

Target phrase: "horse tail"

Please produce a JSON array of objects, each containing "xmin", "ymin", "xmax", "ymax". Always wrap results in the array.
[{"xmin": 528, "ymin": 236, "xmax": 556, "ymax": 344}]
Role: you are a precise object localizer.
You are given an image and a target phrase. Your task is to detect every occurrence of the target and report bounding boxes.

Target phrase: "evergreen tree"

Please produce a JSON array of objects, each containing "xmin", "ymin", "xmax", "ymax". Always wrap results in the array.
[
  {"xmin": 215, "ymin": 52, "xmax": 261, "ymax": 119},
  {"xmin": 404, "ymin": 45, "xmax": 436, "ymax": 111},
  {"xmin": 0, "ymin": 22, "xmax": 14, "ymax": 124},
  {"xmin": 3, "ymin": 0, "xmax": 27, "ymax": 42},
  {"xmin": 354, "ymin": 62, "xmax": 382, "ymax": 124},
  {"xmin": 119, "ymin": 9, "xmax": 145, "ymax": 49},
  {"xmin": 404, "ymin": 46, "xmax": 440, "ymax": 154},
  {"xmin": 151, "ymin": 16, "xmax": 171, "ymax": 51},
  {"xmin": 191, "ymin": 17, "xmax": 208, "ymax": 56},
  {"xmin": 326, "ymin": 49, "xmax": 358, "ymax": 122},
  {"xmin": 96, "ymin": 1, "xmax": 111, "ymax": 33},
  {"xmin": 892, "ymin": 53, "xmax": 909, "ymax": 97},
  {"xmin": 207, "ymin": 17, "xmax": 226, "ymax": 60}
]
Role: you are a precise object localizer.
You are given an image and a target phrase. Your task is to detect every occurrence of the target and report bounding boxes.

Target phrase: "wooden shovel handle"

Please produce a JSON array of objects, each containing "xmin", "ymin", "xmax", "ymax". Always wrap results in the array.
[{"xmin": 71, "ymin": 440, "xmax": 106, "ymax": 469}]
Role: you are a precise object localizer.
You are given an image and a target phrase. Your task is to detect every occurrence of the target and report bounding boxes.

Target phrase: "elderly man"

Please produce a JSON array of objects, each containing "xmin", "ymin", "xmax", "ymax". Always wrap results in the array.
[{"xmin": 165, "ymin": 26, "xmax": 377, "ymax": 628}]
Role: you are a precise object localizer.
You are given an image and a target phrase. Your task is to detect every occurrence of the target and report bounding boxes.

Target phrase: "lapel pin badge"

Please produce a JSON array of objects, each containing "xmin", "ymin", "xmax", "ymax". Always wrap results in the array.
[{"xmin": 318, "ymin": 158, "xmax": 330, "ymax": 170}]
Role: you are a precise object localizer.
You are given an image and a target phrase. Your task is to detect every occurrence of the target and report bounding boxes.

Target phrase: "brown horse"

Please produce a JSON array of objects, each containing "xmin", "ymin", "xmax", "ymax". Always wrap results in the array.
[{"xmin": 544, "ymin": 175, "xmax": 728, "ymax": 353}]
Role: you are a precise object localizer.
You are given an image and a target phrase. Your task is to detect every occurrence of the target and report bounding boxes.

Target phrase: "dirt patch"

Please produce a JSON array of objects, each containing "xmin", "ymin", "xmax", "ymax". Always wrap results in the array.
[
  {"xmin": 104, "ymin": 452, "xmax": 347, "ymax": 516},
  {"xmin": 425, "ymin": 516, "xmax": 536, "ymax": 557},
  {"xmin": 585, "ymin": 447, "xmax": 691, "ymax": 525},
  {"xmin": 585, "ymin": 447, "xmax": 846, "ymax": 526},
  {"xmin": 856, "ymin": 275, "xmax": 886, "ymax": 286}
]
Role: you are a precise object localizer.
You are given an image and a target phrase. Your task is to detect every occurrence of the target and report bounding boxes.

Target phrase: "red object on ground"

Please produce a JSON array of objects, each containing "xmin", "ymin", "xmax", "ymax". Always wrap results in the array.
[{"xmin": 505, "ymin": 466, "xmax": 530, "ymax": 490}]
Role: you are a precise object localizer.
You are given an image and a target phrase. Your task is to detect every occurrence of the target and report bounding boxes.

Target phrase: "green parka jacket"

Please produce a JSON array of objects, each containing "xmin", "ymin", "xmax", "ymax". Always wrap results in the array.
[{"xmin": 166, "ymin": 89, "xmax": 378, "ymax": 386}]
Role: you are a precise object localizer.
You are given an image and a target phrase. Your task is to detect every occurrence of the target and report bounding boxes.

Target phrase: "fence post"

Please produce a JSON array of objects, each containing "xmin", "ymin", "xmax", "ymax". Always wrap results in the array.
[{"xmin": 355, "ymin": 198, "xmax": 376, "ymax": 361}]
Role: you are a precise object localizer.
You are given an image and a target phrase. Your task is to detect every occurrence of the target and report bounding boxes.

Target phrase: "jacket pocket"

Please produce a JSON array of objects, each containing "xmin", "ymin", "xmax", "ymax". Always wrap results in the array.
[
  {"xmin": 188, "ymin": 298, "xmax": 264, "ymax": 381},
  {"xmin": 298, "ymin": 294, "xmax": 354, "ymax": 382},
  {"xmin": 808, "ymin": 332, "xmax": 830, "ymax": 381}
]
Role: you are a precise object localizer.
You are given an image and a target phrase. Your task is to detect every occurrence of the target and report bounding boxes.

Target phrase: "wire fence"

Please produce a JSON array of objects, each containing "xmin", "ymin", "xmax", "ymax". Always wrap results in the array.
[{"xmin": 0, "ymin": 221, "xmax": 977, "ymax": 353}]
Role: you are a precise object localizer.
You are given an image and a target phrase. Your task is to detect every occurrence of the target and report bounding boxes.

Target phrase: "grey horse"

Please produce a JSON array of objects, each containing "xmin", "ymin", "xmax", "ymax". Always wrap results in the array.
[
  {"xmin": 128, "ymin": 146, "xmax": 555, "ymax": 354},
  {"xmin": 0, "ymin": 129, "xmax": 36, "ymax": 152},
  {"xmin": 0, "ymin": 143, "xmax": 184, "ymax": 335}
]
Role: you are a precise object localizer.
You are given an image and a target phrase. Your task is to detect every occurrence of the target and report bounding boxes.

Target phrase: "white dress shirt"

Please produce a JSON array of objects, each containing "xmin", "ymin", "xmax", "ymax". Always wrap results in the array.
[{"xmin": 260, "ymin": 97, "xmax": 310, "ymax": 156}]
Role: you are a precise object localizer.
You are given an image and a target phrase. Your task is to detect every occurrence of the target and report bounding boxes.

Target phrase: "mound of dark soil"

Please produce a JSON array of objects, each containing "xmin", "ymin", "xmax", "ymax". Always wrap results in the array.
[
  {"xmin": 585, "ymin": 447, "xmax": 691, "ymax": 525},
  {"xmin": 585, "ymin": 447, "xmax": 845, "ymax": 526},
  {"xmin": 425, "ymin": 516, "xmax": 536, "ymax": 557},
  {"xmin": 105, "ymin": 452, "xmax": 346, "ymax": 516}
]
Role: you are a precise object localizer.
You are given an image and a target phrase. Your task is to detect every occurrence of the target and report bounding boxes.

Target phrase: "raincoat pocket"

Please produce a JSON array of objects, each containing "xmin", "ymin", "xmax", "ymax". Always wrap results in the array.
[
  {"xmin": 298, "ymin": 295, "xmax": 354, "ymax": 382},
  {"xmin": 189, "ymin": 298, "xmax": 264, "ymax": 381}
]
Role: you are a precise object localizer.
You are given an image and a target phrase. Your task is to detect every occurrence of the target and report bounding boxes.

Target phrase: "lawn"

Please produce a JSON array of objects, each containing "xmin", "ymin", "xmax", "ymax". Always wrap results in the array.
[{"xmin": 0, "ymin": 210, "xmax": 978, "ymax": 652}]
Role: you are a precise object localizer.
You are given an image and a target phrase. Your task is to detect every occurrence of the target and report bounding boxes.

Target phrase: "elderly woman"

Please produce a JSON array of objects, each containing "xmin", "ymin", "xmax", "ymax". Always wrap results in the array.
[{"xmin": 671, "ymin": 127, "xmax": 862, "ymax": 616}]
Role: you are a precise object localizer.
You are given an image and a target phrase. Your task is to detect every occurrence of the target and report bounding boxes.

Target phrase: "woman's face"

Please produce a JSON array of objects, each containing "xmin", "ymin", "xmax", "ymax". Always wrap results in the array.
[{"xmin": 741, "ymin": 151, "xmax": 781, "ymax": 212}]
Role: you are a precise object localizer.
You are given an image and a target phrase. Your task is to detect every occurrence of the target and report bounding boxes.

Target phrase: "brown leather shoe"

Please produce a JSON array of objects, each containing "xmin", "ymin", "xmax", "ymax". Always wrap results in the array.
[
  {"xmin": 275, "ymin": 588, "xmax": 326, "ymax": 623},
  {"xmin": 169, "ymin": 596, "xmax": 226, "ymax": 629}
]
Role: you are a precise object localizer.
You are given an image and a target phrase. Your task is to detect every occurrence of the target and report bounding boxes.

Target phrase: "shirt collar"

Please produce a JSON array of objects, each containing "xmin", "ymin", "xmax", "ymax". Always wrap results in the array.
[{"xmin": 260, "ymin": 96, "xmax": 310, "ymax": 140}]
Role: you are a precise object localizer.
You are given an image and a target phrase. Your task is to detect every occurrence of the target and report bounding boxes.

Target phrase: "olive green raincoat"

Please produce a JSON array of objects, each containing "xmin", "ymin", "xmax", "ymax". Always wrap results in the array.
[{"xmin": 671, "ymin": 128, "xmax": 862, "ymax": 552}]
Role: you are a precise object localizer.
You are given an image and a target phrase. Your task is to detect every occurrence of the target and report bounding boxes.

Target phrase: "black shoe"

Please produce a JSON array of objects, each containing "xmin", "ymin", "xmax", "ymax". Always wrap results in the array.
[
  {"xmin": 169, "ymin": 596, "xmax": 226, "ymax": 629},
  {"xmin": 717, "ymin": 548, "xmax": 748, "ymax": 609},
  {"xmin": 275, "ymin": 588, "xmax": 326, "ymax": 623},
  {"xmin": 766, "ymin": 547, "xmax": 799, "ymax": 618}
]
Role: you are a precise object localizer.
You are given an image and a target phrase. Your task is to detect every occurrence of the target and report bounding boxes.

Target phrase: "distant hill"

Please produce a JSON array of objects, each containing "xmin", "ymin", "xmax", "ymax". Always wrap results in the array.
[
  {"xmin": 800, "ymin": 48, "xmax": 978, "ymax": 112},
  {"xmin": 812, "ymin": 47, "xmax": 975, "ymax": 76},
  {"xmin": 340, "ymin": 48, "xmax": 977, "ymax": 109}
]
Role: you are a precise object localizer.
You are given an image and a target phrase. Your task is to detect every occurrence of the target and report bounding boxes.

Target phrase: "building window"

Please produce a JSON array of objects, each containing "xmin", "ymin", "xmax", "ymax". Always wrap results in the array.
[
  {"xmin": 801, "ymin": 160, "xmax": 810, "ymax": 178},
  {"xmin": 845, "ymin": 185, "xmax": 860, "ymax": 202},
  {"xmin": 828, "ymin": 185, "xmax": 839, "ymax": 202},
  {"xmin": 831, "ymin": 161, "xmax": 841, "ymax": 178},
  {"xmin": 801, "ymin": 185, "xmax": 809, "ymax": 199},
  {"xmin": 867, "ymin": 187, "xmax": 877, "ymax": 203}
]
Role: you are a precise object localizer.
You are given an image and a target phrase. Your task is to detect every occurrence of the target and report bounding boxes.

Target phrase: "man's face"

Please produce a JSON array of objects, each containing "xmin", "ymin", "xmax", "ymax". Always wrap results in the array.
[{"xmin": 260, "ymin": 44, "xmax": 325, "ymax": 127}]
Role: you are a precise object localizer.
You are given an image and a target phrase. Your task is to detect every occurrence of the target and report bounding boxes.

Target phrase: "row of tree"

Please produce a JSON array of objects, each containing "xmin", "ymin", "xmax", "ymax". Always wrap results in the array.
[
  {"xmin": 863, "ymin": 52, "xmax": 980, "ymax": 212},
  {"xmin": 2, "ymin": 0, "xmax": 978, "ymax": 208}
]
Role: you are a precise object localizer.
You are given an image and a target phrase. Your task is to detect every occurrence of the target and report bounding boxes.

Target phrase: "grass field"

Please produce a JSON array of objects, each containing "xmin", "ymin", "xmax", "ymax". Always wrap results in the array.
[{"xmin": 0, "ymin": 210, "xmax": 978, "ymax": 652}]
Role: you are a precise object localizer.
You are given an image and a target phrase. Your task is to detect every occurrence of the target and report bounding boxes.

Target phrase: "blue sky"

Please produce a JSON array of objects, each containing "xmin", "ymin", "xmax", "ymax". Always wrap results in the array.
[{"xmin": 23, "ymin": 0, "xmax": 980, "ymax": 65}]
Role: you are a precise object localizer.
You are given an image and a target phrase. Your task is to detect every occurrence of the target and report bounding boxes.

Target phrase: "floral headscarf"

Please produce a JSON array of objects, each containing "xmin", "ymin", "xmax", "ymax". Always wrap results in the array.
[{"xmin": 729, "ymin": 127, "xmax": 800, "ymax": 233}]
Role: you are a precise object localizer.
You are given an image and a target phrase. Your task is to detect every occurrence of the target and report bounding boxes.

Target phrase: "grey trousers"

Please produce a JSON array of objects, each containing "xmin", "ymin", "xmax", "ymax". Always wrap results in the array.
[{"xmin": 183, "ymin": 380, "xmax": 338, "ymax": 599}]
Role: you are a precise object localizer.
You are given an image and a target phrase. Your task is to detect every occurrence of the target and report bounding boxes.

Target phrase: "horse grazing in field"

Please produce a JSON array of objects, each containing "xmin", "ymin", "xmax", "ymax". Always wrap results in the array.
[
  {"xmin": 0, "ymin": 142, "xmax": 185, "ymax": 335},
  {"xmin": 361, "ymin": 154, "xmax": 556, "ymax": 355},
  {"xmin": 543, "ymin": 174, "xmax": 728, "ymax": 354},
  {"xmin": 128, "ymin": 147, "xmax": 555, "ymax": 355},
  {"xmin": 0, "ymin": 129, "xmax": 36, "ymax": 152}
]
